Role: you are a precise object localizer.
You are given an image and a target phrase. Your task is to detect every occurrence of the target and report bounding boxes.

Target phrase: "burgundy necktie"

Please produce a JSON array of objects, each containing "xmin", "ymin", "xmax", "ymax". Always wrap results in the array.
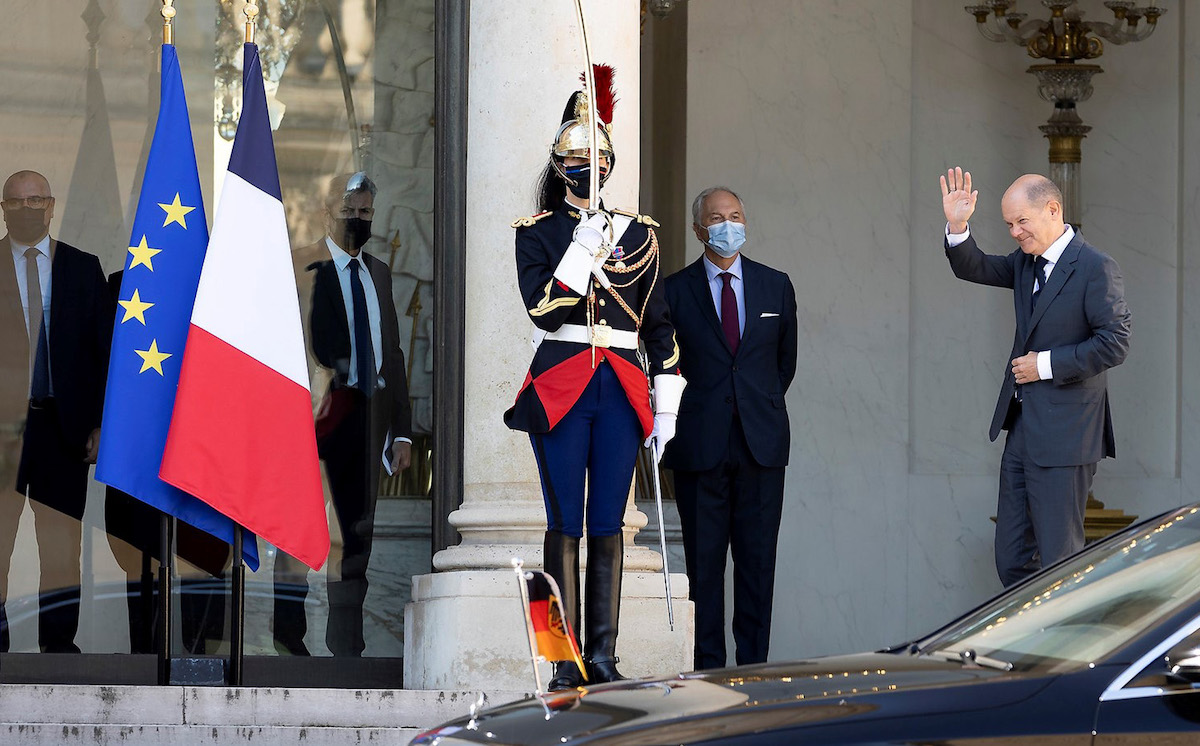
[{"xmin": 719, "ymin": 272, "xmax": 739, "ymax": 355}]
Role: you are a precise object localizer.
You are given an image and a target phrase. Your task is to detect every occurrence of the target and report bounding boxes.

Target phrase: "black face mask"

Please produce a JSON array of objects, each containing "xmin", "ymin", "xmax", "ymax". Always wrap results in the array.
[
  {"xmin": 563, "ymin": 164, "xmax": 609, "ymax": 199},
  {"xmin": 334, "ymin": 217, "xmax": 372, "ymax": 251},
  {"xmin": 4, "ymin": 208, "xmax": 48, "ymax": 244}
]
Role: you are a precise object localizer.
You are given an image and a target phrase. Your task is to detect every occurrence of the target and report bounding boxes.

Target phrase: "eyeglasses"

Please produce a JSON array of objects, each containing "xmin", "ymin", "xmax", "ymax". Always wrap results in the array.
[{"xmin": 1, "ymin": 196, "xmax": 53, "ymax": 211}]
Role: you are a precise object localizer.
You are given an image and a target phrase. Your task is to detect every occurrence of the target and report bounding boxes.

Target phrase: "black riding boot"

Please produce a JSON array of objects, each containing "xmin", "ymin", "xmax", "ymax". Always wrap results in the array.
[
  {"xmin": 544, "ymin": 530, "xmax": 583, "ymax": 691},
  {"xmin": 584, "ymin": 533, "xmax": 627, "ymax": 683}
]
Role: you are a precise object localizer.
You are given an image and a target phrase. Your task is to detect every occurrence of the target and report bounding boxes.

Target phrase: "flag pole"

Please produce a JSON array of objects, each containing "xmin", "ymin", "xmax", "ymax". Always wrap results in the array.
[
  {"xmin": 161, "ymin": 0, "xmax": 174, "ymax": 45},
  {"xmin": 228, "ymin": 525, "xmax": 246, "ymax": 685},
  {"xmin": 156, "ymin": 514, "xmax": 174, "ymax": 685},
  {"xmin": 512, "ymin": 558, "xmax": 545, "ymax": 694},
  {"xmin": 154, "ymin": 0, "xmax": 177, "ymax": 687},
  {"xmin": 220, "ymin": 0, "xmax": 260, "ymax": 688},
  {"xmin": 244, "ymin": 0, "xmax": 258, "ymax": 43}
]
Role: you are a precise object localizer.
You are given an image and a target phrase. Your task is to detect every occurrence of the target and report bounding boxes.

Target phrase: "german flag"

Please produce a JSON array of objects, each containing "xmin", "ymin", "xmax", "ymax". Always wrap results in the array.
[{"xmin": 525, "ymin": 570, "xmax": 587, "ymax": 678}]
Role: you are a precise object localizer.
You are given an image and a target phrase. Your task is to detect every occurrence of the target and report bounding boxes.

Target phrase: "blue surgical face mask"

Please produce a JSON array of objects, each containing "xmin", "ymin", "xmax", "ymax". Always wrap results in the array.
[{"xmin": 704, "ymin": 220, "xmax": 746, "ymax": 258}]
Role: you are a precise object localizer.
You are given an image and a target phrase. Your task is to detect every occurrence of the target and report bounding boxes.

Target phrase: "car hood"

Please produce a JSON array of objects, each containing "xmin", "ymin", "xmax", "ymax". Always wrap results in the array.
[{"xmin": 413, "ymin": 652, "xmax": 1054, "ymax": 746}]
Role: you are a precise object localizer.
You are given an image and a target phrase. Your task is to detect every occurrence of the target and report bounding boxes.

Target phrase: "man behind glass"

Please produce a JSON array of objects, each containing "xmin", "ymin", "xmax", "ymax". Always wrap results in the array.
[
  {"xmin": 0, "ymin": 170, "xmax": 111, "ymax": 653},
  {"xmin": 274, "ymin": 173, "xmax": 412, "ymax": 657}
]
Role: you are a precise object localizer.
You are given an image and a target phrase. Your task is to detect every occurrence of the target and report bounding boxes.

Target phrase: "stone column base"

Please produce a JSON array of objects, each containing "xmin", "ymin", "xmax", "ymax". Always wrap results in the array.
[{"xmin": 404, "ymin": 570, "xmax": 693, "ymax": 691}]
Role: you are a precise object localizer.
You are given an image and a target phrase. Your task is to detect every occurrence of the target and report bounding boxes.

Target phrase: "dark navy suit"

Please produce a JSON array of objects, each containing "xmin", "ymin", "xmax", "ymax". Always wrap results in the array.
[
  {"xmin": 662, "ymin": 254, "xmax": 797, "ymax": 670},
  {"xmin": 946, "ymin": 230, "xmax": 1130, "ymax": 586}
]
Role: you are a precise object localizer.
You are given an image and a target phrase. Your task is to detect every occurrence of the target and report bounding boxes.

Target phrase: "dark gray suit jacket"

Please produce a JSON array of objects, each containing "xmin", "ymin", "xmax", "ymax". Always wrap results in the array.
[{"xmin": 946, "ymin": 230, "xmax": 1131, "ymax": 467}]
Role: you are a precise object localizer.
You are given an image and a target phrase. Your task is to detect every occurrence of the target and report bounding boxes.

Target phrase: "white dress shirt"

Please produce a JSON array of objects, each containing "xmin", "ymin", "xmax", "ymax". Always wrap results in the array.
[
  {"xmin": 322, "ymin": 237, "xmax": 411, "ymax": 457},
  {"xmin": 702, "ymin": 253, "xmax": 746, "ymax": 337},
  {"xmin": 946, "ymin": 224, "xmax": 1076, "ymax": 381},
  {"xmin": 324, "ymin": 236, "xmax": 382, "ymax": 388},
  {"xmin": 10, "ymin": 234, "xmax": 52, "ymax": 332}
]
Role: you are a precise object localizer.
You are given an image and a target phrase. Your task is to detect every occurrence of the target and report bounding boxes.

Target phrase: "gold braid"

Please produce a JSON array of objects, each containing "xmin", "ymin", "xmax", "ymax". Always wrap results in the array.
[{"xmin": 597, "ymin": 229, "xmax": 659, "ymax": 328}]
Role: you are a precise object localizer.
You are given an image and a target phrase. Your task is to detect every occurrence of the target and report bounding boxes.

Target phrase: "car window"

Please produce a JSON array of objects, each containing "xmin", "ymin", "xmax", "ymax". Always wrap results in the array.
[{"xmin": 919, "ymin": 508, "xmax": 1200, "ymax": 672}]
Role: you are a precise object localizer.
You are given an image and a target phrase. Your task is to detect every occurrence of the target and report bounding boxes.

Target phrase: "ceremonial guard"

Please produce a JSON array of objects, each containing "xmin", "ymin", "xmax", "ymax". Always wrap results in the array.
[{"xmin": 505, "ymin": 66, "xmax": 685, "ymax": 690}]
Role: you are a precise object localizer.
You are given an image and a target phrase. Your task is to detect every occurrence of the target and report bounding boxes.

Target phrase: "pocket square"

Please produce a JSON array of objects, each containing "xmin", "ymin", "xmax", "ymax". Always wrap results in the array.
[{"xmin": 760, "ymin": 312, "xmax": 780, "ymax": 318}]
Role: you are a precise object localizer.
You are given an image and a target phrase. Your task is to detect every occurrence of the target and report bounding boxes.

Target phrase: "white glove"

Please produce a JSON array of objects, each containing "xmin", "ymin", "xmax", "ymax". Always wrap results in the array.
[
  {"xmin": 644, "ymin": 412, "xmax": 677, "ymax": 462},
  {"xmin": 573, "ymin": 212, "xmax": 609, "ymax": 254},
  {"xmin": 557, "ymin": 212, "xmax": 612, "ymax": 293}
]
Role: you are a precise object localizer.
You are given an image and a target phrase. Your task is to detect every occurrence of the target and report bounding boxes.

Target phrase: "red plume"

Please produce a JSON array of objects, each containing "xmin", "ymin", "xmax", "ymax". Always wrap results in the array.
[{"xmin": 581, "ymin": 64, "xmax": 617, "ymax": 125}]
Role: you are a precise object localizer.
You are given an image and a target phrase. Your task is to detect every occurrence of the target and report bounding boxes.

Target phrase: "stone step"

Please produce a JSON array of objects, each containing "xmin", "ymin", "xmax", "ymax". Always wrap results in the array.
[{"xmin": 0, "ymin": 684, "xmax": 527, "ymax": 745}]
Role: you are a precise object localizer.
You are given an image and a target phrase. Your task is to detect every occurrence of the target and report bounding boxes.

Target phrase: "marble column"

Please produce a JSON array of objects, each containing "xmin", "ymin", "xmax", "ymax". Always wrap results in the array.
[{"xmin": 404, "ymin": 0, "xmax": 692, "ymax": 691}]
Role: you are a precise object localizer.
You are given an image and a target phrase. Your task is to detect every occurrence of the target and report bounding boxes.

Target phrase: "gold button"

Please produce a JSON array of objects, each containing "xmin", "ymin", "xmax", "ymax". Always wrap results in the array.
[
  {"xmin": 599, "ymin": 298, "xmax": 606, "ymax": 306},
  {"xmin": 599, "ymin": 319, "xmax": 608, "ymax": 325}
]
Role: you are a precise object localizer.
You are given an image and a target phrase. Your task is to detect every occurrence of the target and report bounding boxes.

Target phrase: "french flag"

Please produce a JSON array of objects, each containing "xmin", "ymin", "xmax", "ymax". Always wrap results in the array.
[{"xmin": 161, "ymin": 42, "xmax": 329, "ymax": 572}]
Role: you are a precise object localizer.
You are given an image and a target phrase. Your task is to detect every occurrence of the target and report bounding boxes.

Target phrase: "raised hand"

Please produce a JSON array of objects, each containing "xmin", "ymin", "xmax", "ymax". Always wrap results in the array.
[{"xmin": 940, "ymin": 167, "xmax": 977, "ymax": 234}]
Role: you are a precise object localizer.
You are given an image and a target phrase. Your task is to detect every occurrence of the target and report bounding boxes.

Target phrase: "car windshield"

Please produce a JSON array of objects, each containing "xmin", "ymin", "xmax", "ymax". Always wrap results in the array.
[{"xmin": 919, "ymin": 506, "xmax": 1200, "ymax": 672}]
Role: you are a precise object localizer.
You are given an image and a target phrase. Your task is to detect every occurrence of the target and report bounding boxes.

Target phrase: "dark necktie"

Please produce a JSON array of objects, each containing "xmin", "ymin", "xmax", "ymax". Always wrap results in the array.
[
  {"xmin": 1032, "ymin": 255, "xmax": 1049, "ymax": 308},
  {"xmin": 348, "ymin": 258, "xmax": 375, "ymax": 397},
  {"xmin": 25, "ymin": 248, "xmax": 50, "ymax": 400},
  {"xmin": 719, "ymin": 272, "xmax": 740, "ymax": 355}
]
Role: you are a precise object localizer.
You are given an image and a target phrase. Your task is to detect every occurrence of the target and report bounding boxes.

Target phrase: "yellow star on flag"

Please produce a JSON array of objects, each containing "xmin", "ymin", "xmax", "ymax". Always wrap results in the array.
[
  {"xmin": 135, "ymin": 339, "xmax": 172, "ymax": 375},
  {"xmin": 118, "ymin": 289, "xmax": 154, "ymax": 325},
  {"xmin": 128, "ymin": 235, "xmax": 162, "ymax": 271},
  {"xmin": 158, "ymin": 193, "xmax": 196, "ymax": 229}
]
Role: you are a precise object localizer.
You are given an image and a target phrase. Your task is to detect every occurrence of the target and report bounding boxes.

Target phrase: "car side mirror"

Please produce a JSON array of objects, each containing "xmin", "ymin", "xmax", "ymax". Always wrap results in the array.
[{"xmin": 1166, "ymin": 641, "xmax": 1200, "ymax": 684}]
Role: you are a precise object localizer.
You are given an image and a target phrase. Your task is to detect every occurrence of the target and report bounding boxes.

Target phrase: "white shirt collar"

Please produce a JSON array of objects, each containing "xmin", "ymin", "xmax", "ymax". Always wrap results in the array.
[
  {"xmin": 1040, "ymin": 225, "xmax": 1074, "ymax": 266},
  {"xmin": 702, "ymin": 253, "xmax": 743, "ymax": 283},
  {"xmin": 10, "ymin": 233, "xmax": 50, "ymax": 260},
  {"xmin": 324, "ymin": 235, "xmax": 361, "ymax": 271}
]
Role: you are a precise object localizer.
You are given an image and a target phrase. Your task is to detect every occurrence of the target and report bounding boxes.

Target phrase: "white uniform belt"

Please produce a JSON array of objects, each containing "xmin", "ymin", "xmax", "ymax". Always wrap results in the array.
[{"xmin": 544, "ymin": 323, "xmax": 639, "ymax": 350}]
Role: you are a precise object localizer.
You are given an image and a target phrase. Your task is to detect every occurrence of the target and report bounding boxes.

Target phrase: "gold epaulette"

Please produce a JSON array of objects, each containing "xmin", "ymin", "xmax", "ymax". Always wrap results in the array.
[
  {"xmin": 611, "ymin": 208, "xmax": 660, "ymax": 228},
  {"xmin": 511, "ymin": 211, "xmax": 553, "ymax": 228}
]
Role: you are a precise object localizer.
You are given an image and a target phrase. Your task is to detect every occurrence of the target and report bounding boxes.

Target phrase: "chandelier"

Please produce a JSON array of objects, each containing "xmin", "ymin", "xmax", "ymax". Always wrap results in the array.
[{"xmin": 963, "ymin": 1, "xmax": 1166, "ymax": 227}]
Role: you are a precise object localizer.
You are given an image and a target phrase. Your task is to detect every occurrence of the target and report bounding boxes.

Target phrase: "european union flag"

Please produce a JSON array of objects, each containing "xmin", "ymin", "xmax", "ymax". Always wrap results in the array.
[{"xmin": 97, "ymin": 44, "xmax": 259, "ymax": 570}]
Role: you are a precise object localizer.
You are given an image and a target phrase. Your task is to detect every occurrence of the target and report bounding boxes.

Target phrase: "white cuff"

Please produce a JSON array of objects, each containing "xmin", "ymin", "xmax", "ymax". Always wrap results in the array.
[
  {"xmin": 945, "ymin": 223, "xmax": 970, "ymax": 247},
  {"xmin": 1036, "ymin": 350, "xmax": 1053, "ymax": 381},
  {"xmin": 652, "ymin": 374, "xmax": 687, "ymax": 416},
  {"xmin": 394, "ymin": 437, "xmax": 412, "ymax": 445},
  {"xmin": 552, "ymin": 241, "xmax": 595, "ymax": 295}
]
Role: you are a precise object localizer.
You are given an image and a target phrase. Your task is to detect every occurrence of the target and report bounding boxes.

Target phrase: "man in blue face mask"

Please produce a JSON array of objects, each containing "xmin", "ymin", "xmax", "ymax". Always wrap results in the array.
[{"xmin": 662, "ymin": 186, "xmax": 798, "ymax": 670}]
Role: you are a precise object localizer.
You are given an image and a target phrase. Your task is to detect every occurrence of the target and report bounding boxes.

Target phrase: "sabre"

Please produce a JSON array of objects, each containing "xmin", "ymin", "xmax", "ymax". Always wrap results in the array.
[
  {"xmin": 571, "ymin": 0, "xmax": 600, "ymax": 212},
  {"xmin": 643, "ymin": 362, "xmax": 676, "ymax": 630},
  {"xmin": 650, "ymin": 439, "xmax": 676, "ymax": 631}
]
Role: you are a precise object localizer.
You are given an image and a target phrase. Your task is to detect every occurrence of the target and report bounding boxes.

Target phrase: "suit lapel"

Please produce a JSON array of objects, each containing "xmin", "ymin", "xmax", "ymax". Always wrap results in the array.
[
  {"xmin": 316, "ymin": 260, "xmax": 351, "ymax": 343},
  {"xmin": 685, "ymin": 258, "xmax": 730, "ymax": 354},
  {"xmin": 1026, "ymin": 233, "xmax": 1081, "ymax": 338},
  {"xmin": 48, "ymin": 239, "xmax": 61, "ymax": 342},
  {"xmin": 364, "ymin": 252, "xmax": 391, "ymax": 307},
  {"xmin": 0, "ymin": 237, "xmax": 28, "ymax": 365},
  {"xmin": 0, "ymin": 237, "xmax": 23, "ymax": 326},
  {"xmin": 1016, "ymin": 255, "xmax": 1034, "ymax": 342},
  {"xmin": 738, "ymin": 258, "xmax": 763, "ymax": 355}
]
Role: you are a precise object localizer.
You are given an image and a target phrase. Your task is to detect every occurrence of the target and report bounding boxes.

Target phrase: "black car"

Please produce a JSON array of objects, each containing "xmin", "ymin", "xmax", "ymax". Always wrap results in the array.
[{"xmin": 412, "ymin": 503, "xmax": 1200, "ymax": 744}]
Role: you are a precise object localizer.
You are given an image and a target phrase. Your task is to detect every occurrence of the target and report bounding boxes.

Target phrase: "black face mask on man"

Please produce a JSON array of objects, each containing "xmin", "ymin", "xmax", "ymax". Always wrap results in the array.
[
  {"xmin": 4, "ymin": 207, "xmax": 48, "ymax": 244},
  {"xmin": 334, "ymin": 217, "xmax": 372, "ymax": 252}
]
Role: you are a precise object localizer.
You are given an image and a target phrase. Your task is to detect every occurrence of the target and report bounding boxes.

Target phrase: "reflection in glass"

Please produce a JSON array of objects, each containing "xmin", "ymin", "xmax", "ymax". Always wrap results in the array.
[
  {"xmin": 276, "ymin": 172, "xmax": 412, "ymax": 657},
  {"xmin": 0, "ymin": 170, "xmax": 109, "ymax": 654},
  {"xmin": 922, "ymin": 509, "xmax": 1200, "ymax": 672},
  {"xmin": 0, "ymin": 0, "xmax": 435, "ymax": 683}
]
